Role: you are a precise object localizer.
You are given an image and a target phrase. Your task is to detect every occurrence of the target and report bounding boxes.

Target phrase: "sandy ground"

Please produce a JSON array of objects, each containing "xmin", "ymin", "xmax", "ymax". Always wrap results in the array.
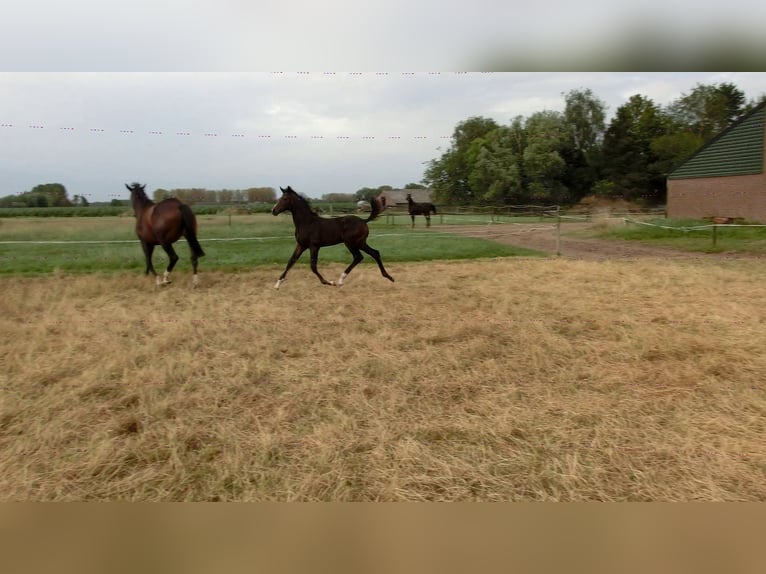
[{"xmin": 444, "ymin": 221, "xmax": 758, "ymax": 261}]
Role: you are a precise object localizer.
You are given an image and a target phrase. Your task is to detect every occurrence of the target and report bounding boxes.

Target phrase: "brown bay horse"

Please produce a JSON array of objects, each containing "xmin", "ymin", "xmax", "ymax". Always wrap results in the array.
[
  {"xmin": 406, "ymin": 193, "xmax": 437, "ymax": 227},
  {"xmin": 271, "ymin": 186, "xmax": 394, "ymax": 289},
  {"xmin": 126, "ymin": 183, "xmax": 205, "ymax": 287}
]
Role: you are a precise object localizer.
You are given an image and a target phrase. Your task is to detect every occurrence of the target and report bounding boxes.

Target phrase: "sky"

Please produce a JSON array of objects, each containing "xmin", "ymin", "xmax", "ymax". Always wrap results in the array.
[
  {"xmin": 2, "ymin": 72, "xmax": 765, "ymax": 202},
  {"xmin": 2, "ymin": 1, "xmax": 766, "ymax": 201}
]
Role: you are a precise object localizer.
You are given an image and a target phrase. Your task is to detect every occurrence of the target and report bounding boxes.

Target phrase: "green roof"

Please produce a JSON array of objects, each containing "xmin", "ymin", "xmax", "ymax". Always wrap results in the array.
[{"xmin": 668, "ymin": 102, "xmax": 765, "ymax": 180}]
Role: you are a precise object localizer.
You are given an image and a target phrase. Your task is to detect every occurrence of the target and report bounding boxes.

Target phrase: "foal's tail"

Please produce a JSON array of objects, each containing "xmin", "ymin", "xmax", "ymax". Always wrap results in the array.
[
  {"xmin": 365, "ymin": 196, "xmax": 383, "ymax": 222},
  {"xmin": 180, "ymin": 203, "xmax": 205, "ymax": 257}
]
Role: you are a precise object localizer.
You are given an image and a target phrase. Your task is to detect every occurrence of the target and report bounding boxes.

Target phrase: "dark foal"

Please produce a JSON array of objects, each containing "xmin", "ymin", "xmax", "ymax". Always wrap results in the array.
[{"xmin": 271, "ymin": 186, "xmax": 394, "ymax": 289}]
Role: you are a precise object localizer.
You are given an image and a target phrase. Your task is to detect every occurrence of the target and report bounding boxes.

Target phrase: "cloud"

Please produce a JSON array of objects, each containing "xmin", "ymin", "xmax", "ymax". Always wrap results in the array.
[{"xmin": 1, "ymin": 72, "xmax": 765, "ymax": 200}]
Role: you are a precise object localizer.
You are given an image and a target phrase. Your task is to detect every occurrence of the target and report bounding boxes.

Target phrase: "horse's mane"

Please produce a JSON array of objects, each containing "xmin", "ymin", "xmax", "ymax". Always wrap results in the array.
[{"xmin": 284, "ymin": 186, "xmax": 320, "ymax": 215}]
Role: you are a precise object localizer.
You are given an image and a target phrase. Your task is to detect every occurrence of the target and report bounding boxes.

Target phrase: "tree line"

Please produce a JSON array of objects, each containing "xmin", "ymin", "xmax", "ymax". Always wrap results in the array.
[
  {"xmin": 422, "ymin": 82, "xmax": 766, "ymax": 206},
  {"xmin": 152, "ymin": 186, "xmax": 276, "ymax": 204},
  {"xmin": 0, "ymin": 183, "xmax": 89, "ymax": 208},
  {"xmin": 0, "ymin": 185, "xmax": 277, "ymax": 208}
]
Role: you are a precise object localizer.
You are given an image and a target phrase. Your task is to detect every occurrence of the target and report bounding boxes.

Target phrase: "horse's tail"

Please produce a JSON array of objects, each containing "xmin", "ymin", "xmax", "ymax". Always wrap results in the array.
[
  {"xmin": 179, "ymin": 203, "xmax": 205, "ymax": 257},
  {"xmin": 366, "ymin": 196, "xmax": 382, "ymax": 222}
]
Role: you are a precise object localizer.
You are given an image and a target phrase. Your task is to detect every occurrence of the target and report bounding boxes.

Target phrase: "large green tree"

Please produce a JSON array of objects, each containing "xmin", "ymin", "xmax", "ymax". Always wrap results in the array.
[
  {"xmin": 420, "ymin": 80, "xmax": 758, "ymax": 208},
  {"xmin": 560, "ymin": 88, "xmax": 607, "ymax": 198},
  {"xmin": 666, "ymin": 82, "xmax": 746, "ymax": 140},
  {"xmin": 467, "ymin": 123, "xmax": 524, "ymax": 204},
  {"xmin": 30, "ymin": 183, "xmax": 71, "ymax": 207},
  {"xmin": 423, "ymin": 116, "xmax": 499, "ymax": 204},
  {"xmin": 653, "ymin": 82, "xmax": 749, "ymax": 178},
  {"xmin": 522, "ymin": 110, "xmax": 568, "ymax": 204},
  {"xmin": 0, "ymin": 183, "xmax": 72, "ymax": 207},
  {"xmin": 602, "ymin": 94, "xmax": 667, "ymax": 202}
]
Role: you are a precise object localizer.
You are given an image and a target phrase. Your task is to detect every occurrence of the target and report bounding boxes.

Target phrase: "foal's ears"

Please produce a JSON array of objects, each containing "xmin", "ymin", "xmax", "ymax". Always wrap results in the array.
[{"xmin": 280, "ymin": 186, "xmax": 295, "ymax": 193}]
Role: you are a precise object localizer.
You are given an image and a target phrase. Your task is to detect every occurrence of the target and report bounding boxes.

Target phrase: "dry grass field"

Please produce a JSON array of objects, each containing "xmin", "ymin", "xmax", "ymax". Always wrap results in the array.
[{"xmin": 1, "ymin": 256, "xmax": 765, "ymax": 501}]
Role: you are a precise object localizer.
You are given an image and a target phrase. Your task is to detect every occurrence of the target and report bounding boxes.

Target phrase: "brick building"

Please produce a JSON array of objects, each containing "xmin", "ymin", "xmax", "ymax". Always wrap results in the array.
[{"xmin": 667, "ymin": 101, "xmax": 766, "ymax": 222}]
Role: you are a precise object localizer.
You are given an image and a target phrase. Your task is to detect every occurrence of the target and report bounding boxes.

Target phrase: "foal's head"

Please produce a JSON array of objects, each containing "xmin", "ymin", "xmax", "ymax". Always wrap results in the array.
[{"xmin": 272, "ymin": 186, "xmax": 315, "ymax": 216}]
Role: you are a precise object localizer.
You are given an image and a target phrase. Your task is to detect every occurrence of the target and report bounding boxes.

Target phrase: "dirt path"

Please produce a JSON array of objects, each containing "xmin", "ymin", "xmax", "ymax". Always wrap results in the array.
[{"xmin": 442, "ymin": 222, "xmax": 757, "ymax": 261}]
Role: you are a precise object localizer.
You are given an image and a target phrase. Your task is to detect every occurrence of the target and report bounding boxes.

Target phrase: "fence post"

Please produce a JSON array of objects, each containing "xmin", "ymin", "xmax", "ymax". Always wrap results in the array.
[{"xmin": 556, "ymin": 205, "xmax": 561, "ymax": 256}]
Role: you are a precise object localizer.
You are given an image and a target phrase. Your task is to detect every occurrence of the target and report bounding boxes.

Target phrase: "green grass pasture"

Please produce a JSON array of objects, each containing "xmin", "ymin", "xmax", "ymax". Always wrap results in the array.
[
  {"xmin": 593, "ymin": 218, "xmax": 766, "ymax": 254},
  {"xmin": 0, "ymin": 214, "xmax": 544, "ymax": 275}
]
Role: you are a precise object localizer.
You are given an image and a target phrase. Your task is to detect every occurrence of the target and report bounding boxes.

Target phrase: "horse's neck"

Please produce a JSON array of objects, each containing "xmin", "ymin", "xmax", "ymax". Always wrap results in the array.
[
  {"xmin": 132, "ymin": 196, "xmax": 154, "ymax": 219},
  {"xmin": 290, "ymin": 204, "xmax": 317, "ymax": 228}
]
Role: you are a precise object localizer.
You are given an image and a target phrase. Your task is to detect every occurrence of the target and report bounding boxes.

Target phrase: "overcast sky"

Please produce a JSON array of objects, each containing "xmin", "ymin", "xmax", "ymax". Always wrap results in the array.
[
  {"xmin": 3, "ymin": 1, "xmax": 766, "ymax": 201},
  {"xmin": 2, "ymin": 72, "xmax": 765, "ymax": 201}
]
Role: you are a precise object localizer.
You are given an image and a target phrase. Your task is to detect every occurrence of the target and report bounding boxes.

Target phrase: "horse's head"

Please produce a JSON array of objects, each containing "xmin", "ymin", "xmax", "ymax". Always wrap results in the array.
[
  {"xmin": 126, "ymin": 182, "xmax": 150, "ymax": 205},
  {"xmin": 272, "ymin": 186, "xmax": 297, "ymax": 215},
  {"xmin": 126, "ymin": 182, "xmax": 146, "ymax": 193}
]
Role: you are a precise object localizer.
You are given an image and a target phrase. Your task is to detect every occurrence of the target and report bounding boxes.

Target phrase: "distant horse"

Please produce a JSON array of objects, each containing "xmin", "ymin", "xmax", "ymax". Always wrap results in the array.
[
  {"xmin": 271, "ymin": 186, "xmax": 394, "ymax": 289},
  {"xmin": 406, "ymin": 193, "xmax": 437, "ymax": 227},
  {"xmin": 125, "ymin": 183, "xmax": 205, "ymax": 287}
]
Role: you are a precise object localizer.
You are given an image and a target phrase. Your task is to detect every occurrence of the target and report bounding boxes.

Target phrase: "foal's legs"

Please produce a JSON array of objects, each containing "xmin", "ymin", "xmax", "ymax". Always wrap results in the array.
[
  {"xmin": 425, "ymin": 214, "xmax": 431, "ymax": 227},
  {"xmin": 337, "ymin": 246, "xmax": 365, "ymax": 286},
  {"xmin": 337, "ymin": 234, "xmax": 395, "ymax": 286},
  {"xmin": 410, "ymin": 214, "xmax": 415, "ymax": 228},
  {"xmin": 360, "ymin": 242, "xmax": 394, "ymax": 282},
  {"xmin": 274, "ymin": 244, "xmax": 306, "ymax": 289},
  {"xmin": 309, "ymin": 245, "xmax": 335, "ymax": 286}
]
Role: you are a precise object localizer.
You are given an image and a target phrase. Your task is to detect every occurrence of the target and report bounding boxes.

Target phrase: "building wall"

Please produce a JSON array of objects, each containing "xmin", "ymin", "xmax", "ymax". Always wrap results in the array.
[
  {"xmin": 667, "ymin": 171, "xmax": 766, "ymax": 221},
  {"xmin": 667, "ymin": 118, "xmax": 766, "ymax": 222}
]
